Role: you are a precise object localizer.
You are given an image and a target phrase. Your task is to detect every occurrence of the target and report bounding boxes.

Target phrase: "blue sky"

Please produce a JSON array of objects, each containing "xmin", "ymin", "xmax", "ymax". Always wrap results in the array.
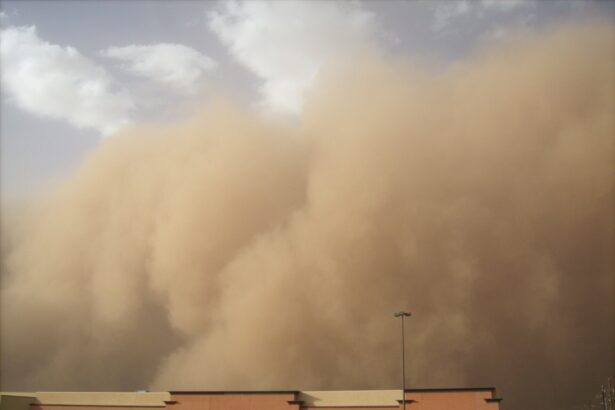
[{"xmin": 1, "ymin": 0, "xmax": 613, "ymax": 199}]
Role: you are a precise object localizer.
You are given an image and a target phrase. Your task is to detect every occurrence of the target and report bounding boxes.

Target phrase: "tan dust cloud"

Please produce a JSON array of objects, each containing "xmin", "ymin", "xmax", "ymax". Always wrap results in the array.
[{"xmin": 1, "ymin": 21, "xmax": 613, "ymax": 410}]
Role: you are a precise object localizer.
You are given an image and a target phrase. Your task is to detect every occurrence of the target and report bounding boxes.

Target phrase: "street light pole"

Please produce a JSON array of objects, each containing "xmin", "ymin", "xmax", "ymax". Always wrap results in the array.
[{"xmin": 394, "ymin": 311, "xmax": 412, "ymax": 410}]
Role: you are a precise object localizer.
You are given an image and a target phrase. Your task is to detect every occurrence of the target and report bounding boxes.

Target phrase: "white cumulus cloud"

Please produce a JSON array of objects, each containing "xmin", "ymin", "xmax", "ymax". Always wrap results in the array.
[
  {"xmin": 0, "ymin": 25, "xmax": 134, "ymax": 136},
  {"xmin": 208, "ymin": 0, "xmax": 376, "ymax": 116},
  {"xmin": 101, "ymin": 43, "xmax": 217, "ymax": 93}
]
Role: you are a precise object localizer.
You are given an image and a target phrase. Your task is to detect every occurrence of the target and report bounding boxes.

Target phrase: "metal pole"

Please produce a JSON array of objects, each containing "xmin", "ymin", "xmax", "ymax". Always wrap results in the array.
[
  {"xmin": 394, "ymin": 312, "xmax": 411, "ymax": 410},
  {"xmin": 401, "ymin": 315, "xmax": 406, "ymax": 410},
  {"xmin": 603, "ymin": 385, "xmax": 608, "ymax": 410}
]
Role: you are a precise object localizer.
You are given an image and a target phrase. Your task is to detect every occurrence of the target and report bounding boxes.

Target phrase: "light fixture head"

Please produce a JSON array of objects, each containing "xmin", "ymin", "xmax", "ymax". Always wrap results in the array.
[{"xmin": 394, "ymin": 311, "xmax": 412, "ymax": 317}]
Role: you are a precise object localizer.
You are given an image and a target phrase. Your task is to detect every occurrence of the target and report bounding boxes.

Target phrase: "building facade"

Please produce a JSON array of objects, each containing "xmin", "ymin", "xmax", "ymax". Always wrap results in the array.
[{"xmin": 1, "ymin": 388, "xmax": 502, "ymax": 410}]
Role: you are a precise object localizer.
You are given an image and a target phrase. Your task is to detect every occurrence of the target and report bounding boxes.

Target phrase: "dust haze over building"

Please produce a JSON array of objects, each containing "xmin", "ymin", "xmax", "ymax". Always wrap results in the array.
[{"xmin": 1, "ymin": 2, "xmax": 614, "ymax": 410}]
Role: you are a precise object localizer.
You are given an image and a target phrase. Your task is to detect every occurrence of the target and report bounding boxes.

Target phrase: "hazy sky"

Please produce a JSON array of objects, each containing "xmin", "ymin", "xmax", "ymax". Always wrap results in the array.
[{"xmin": 1, "ymin": 0, "xmax": 612, "ymax": 199}]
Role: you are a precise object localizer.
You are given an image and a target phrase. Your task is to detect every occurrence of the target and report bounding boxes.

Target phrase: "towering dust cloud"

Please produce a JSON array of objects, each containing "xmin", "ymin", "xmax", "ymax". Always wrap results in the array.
[{"xmin": 1, "ymin": 21, "xmax": 613, "ymax": 410}]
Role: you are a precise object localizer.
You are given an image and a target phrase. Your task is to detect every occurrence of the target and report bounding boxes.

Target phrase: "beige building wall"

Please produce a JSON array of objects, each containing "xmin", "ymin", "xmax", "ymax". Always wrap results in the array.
[
  {"xmin": 32, "ymin": 405, "xmax": 164, "ymax": 410},
  {"xmin": 33, "ymin": 392, "xmax": 169, "ymax": 407},
  {"xmin": 0, "ymin": 392, "xmax": 169, "ymax": 410}
]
